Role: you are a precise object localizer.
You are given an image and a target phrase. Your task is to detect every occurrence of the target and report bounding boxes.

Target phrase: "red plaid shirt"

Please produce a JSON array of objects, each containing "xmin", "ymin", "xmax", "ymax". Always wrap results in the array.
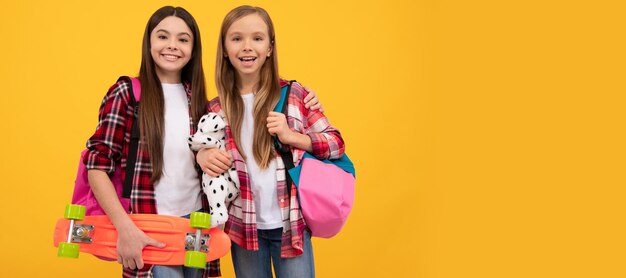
[
  {"xmin": 208, "ymin": 79, "xmax": 345, "ymax": 258},
  {"xmin": 85, "ymin": 78, "xmax": 220, "ymax": 277}
]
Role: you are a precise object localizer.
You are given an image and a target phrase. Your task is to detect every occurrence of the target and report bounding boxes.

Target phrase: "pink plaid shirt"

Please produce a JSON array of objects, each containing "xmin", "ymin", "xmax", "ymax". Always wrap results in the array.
[{"xmin": 208, "ymin": 79, "xmax": 345, "ymax": 258}]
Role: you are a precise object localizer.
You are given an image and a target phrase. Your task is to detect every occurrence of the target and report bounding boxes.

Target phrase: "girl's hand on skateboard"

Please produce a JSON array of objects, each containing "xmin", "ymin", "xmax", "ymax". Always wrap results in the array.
[{"xmin": 117, "ymin": 223, "xmax": 165, "ymax": 269}]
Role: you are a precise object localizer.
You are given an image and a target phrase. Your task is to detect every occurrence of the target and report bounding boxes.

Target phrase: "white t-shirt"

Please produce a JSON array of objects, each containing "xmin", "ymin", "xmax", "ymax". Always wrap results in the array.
[
  {"xmin": 154, "ymin": 83, "xmax": 202, "ymax": 216},
  {"xmin": 240, "ymin": 93, "xmax": 282, "ymax": 229}
]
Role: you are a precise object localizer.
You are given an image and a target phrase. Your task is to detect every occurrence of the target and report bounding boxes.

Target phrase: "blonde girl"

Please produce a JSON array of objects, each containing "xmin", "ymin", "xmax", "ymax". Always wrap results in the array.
[{"xmin": 197, "ymin": 6, "xmax": 345, "ymax": 277}]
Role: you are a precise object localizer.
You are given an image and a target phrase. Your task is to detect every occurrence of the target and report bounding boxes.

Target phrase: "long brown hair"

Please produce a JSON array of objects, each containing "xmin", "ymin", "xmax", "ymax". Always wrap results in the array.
[
  {"xmin": 215, "ymin": 5, "xmax": 280, "ymax": 169},
  {"xmin": 139, "ymin": 6, "xmax": 207, "ymax": 183}
]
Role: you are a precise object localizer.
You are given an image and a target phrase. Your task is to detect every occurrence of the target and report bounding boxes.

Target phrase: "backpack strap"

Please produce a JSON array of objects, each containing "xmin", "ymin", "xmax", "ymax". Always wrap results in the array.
[
  {"xmin": 273, "ymin": 80, "xmax": 296, "ymax": 199},
  {"xmin": 272, "ymin": 80, "xmax": 296, "ymax": 156},
  {"xmin": 118, "ymin": 76, "xmax": 141, "ymax": 199},
  {"xmin": 130, "ymin": 77, "xmax": 141, "ymax": 102}
]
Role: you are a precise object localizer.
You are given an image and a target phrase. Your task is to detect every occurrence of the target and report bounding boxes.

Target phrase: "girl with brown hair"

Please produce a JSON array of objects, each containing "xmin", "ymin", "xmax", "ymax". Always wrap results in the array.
[{"xmin": 85, "ymin": 6, "xmax": 215, "ymax": 277}]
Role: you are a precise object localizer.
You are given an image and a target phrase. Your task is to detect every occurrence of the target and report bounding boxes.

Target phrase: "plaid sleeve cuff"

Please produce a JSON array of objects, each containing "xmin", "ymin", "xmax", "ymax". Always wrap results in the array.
[
  {"xmin": 307, "ymin": 132, "xmax": 331, "ymax": 159},
  {"xmin": 84, "ymin": 148, "xmax": 115, "ymax": 174}
]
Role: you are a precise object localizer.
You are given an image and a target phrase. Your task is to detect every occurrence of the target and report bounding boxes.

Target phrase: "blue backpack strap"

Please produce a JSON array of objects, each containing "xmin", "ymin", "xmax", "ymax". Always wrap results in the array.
[
  {"xmin": 117, "ymin": 76, "xmax": 141, "ymax": 200},
  {"xmin": 273, "ymin": 80, "xmax": 297, "ymax": 199},
  {"xmin": 272, "ymin": 80, "xmax": 296, "ymax": 152},
  {"xmin": 274, "ymin": 82, "xmax": 291, "ymax": 113}
]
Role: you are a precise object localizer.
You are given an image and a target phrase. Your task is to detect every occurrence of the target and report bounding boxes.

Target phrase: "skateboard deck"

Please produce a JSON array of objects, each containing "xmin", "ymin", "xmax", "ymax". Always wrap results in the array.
[{"xmin": 53, "ymin": 214, "xmax": 230, "ymax": 265}]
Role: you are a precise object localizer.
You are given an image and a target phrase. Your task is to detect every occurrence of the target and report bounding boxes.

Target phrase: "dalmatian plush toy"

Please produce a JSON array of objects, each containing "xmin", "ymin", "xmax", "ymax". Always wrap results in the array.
[{"xmin": 188, "ymin": 112, "xmax": 240, "ymax": 227}]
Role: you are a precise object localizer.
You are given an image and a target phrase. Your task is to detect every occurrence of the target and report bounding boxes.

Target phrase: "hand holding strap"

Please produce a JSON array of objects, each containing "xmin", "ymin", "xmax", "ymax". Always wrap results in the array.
[{"xmin": 273, "ymin": 81, "xmax": 296, "ymax": 198}]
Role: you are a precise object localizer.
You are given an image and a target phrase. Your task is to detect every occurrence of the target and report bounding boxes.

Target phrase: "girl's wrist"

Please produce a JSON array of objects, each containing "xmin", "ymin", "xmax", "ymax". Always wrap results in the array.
[
  {"xmin": 283, "ymin": 131, "xmax": 313, "ymax": 152},
  {"xmin": 284, "ymin": 130, "xmax": 298, "ymax": 146}
]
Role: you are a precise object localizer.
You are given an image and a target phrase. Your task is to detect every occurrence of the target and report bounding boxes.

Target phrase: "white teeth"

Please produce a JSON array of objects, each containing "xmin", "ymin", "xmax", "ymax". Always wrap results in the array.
[
  {"xmin": 240, "ymin": 57, "xmax": 256, "ymax": 61},
  {"xmin": 163, "ymin": 54, "xmax": 178, "ymax": 59}
]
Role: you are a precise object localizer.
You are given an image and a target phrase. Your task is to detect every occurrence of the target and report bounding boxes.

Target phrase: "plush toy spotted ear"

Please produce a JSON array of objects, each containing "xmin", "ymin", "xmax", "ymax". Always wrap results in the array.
[{"xmin": 188, "ymin": 113, "xmax": 226, "ymax": 151}]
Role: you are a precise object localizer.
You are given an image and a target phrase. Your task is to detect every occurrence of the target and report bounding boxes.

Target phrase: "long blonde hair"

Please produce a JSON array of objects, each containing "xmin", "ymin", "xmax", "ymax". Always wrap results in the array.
[{"xmin": 215, "ymin": 5, "xmax": 280, "ymax": 168}]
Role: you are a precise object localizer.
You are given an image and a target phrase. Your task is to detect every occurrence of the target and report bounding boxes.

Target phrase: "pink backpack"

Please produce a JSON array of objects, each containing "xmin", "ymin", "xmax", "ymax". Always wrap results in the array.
[
  {"xmin": 292, "ymin": 154, "xmax": 355, "ymax": 238},
  {"xmin": 71, "ymin": 76, "xmax": 141, "ymax": 215},
  {"xmin": 274, "ymin": 81, "xmax": 356, "ymax": 238}
]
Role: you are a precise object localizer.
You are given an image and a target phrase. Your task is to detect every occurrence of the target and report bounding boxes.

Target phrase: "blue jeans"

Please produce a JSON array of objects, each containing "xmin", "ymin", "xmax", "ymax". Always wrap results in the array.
[
  {"xmin": 231, "ymin": 228, "xmax": 315, "ymax": 278},
  {"xmin": 152, "ymin": 210, "xmax": 203, "ymax": 278},
  {"xmin": 152, "ymin": 265, "xmax": 202, "ymax": 278}
]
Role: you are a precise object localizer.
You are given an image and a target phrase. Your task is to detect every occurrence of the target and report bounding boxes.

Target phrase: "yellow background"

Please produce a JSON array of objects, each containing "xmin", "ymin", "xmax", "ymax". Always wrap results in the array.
[{"xmin": 1, "ymin": 0, "xmax": 624, "ymax": 277}]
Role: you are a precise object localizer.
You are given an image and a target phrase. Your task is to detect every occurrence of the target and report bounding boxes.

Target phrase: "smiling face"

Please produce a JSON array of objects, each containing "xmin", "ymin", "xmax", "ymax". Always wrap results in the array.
[
  {"xmin": 150, "ymin": 16, "xmax": 193, "ymax": 83},
  {"xmin": 224, "ymin": 13, "xmax": 272, "ymax": 82}
]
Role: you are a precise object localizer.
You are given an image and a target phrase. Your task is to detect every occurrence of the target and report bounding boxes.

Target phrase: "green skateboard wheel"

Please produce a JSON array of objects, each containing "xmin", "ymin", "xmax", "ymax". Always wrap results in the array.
[
  {"xmin": 185, "ymin": 251, "xmax": 207, "ymax": 269},
  {"xmin": 58, "ymin": 242, "xmax": 80, "ymax": 258},
  {"xmin": 190, "ymin": 212, "xmax": 211, "ymax": 229},
  {"xmin": 63, "ymin": 204, "xmax": 86, "ymax": 221}
]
